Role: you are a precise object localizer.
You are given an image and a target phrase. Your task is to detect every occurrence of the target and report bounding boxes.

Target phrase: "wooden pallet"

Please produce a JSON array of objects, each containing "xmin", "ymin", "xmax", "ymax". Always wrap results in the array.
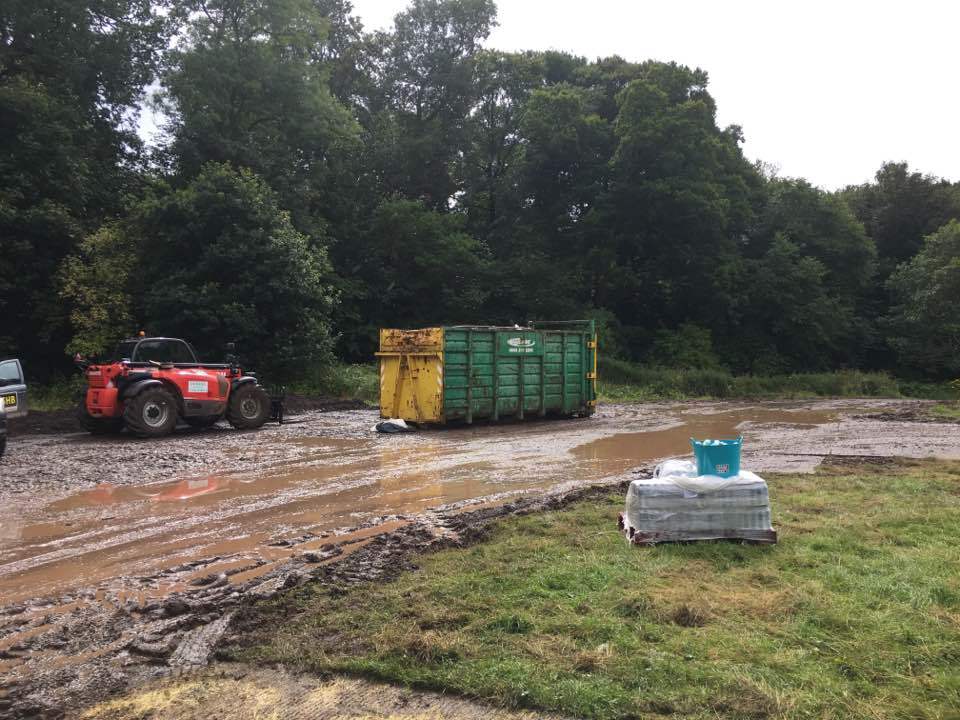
[{"xmin": 617, "ymin": 513, "xmax": 777, "ymax": 545}]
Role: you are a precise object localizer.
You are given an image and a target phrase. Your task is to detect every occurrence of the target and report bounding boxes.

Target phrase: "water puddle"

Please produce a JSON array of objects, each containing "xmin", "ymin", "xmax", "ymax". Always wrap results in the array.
[
  {"xmin": 0, "ymin": 404, "xmax": 844, "ymax": 605},
  {"xmin": 572, "ymin": 406, "xmax": 840, "ymax": 474}
]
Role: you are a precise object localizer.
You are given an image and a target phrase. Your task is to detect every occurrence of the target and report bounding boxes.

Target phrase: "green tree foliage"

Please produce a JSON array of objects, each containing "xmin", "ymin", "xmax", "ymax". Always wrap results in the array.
[
  {"xmin": 732, "ymin": 235, "xmax": 855, "ymax": 373},
  {"xmin": 363, "ymin": 0, "xmax": 497, "ymax": 206},
  {"xmin": 601, "ymin": 65, "xmax": 760, "ymax": 353},
  {"xmin": 724, "ymin": 179, "xmax": 877, "ymax": 371},
  {"xmin": 885, "ymin": 221, "xmax": 960, "ymax": 377},
  {"xmin": 334, "ymin": 199, "xmax": 487, "ymax": 356},
  {"xmin": 60, "ymin": 226, "xmax": 138, "ymax": 357},
  {"xmin": 310, "ymin": 0, "xmax": 368, "ymax": 105},
  {"xmin": 756, "ymin": 180, "xmax": 875, "ymax": 300},
  {"xmin": 840, "ymin": 163, "xmax": 960, "ymax": 369},
  {"xmin": 649, "ymin": 323, "xmax": 722, "ymax": 370},
  {"xmin": 160, "ymin": 0, "xmax": 359, "ymax": 235},
  {"xmin": 483, "ymin": 82, "xmax": 613, "ymax": 322},
  {"xmin": 0, "ymin": 0, "xmax": 167, "ymax": 375},
  {"xmin": 843, "ymin": 162, "xmax": 960, "ymax": 274},
  {"xmin": 461, "ymin": 50, "xmax": 544, "ymax": 240},
  {"xmin": 471, "ymin": 57, "xmax": 763, "ymax": 357},
  {"xmin": 131, "ymin": 164, "xmax": 337, "ymax": 374}
]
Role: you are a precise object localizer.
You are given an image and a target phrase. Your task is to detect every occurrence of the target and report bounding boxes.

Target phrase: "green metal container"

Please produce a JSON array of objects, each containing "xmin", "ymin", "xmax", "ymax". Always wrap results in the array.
[{"xmin": 378, "ymin": 320, "xmax": 598, "ymax": 424}]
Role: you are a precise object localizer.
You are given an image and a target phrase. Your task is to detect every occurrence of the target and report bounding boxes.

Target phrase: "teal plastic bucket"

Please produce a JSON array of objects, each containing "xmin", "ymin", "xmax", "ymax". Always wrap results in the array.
[{"xmin": 690, "ymin": 436, "xmax": 743, "ymax": 477}]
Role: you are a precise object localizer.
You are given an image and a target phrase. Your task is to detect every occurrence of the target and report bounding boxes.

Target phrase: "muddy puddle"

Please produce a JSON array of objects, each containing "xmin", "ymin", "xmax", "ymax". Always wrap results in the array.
[
  {"xmin": 0, "ymin": 403, "xmax": 850, "ymax": 607},
  {"xmin": 572, "ymin": 406, "xmax": 840, "ymax": 473}
]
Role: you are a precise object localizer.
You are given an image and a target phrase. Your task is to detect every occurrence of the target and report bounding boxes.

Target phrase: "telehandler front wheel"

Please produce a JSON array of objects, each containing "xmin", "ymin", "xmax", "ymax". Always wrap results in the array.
[
  {"xmin": 226, "ymin": 384, "xmax": 270, "ymax": 430},
  {"xmin": 124, "ymin": 387, "xmax": 178, "ymax": 438}
]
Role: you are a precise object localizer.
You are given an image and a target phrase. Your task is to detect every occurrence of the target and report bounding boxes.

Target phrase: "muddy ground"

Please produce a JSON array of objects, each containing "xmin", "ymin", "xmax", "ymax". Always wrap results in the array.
[
  {"xmin": 1, "ymin": 398, "xmax": 959, "ymax": 718},
  {"xmin": 5, "ymin": 395, "xmax": 366, "ymax": 438}
]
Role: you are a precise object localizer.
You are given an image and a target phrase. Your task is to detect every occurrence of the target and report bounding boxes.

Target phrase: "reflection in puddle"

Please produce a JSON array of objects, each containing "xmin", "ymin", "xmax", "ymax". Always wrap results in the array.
[
  {"xmin": 0, "ymin": 404, "xmax": 843, "ymax": 604},
  {"xmin": 573, "ymin": 407, "xmax": 839, "ymax": 474}
]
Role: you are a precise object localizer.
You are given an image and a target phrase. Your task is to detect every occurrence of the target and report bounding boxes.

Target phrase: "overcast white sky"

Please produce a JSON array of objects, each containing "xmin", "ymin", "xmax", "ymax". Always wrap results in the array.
[{"xmin": 349, "ymin": 0, "xmax": 960, "ymax": 190}]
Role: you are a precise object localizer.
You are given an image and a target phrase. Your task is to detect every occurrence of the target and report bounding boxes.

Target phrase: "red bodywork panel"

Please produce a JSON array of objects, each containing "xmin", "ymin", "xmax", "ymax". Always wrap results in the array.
[{"xmin": 84, "ymin": 362, "xmax": 239, "ymax": 418}]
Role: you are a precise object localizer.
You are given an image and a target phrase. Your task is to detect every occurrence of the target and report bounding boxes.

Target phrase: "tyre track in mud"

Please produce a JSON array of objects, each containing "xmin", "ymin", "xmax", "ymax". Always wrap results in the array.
[
  {"xmin": 2, "ymin": 480, "xmax": 634, "ymax": 719},
  {"xmin": 0, "ymin": 405, "xmax": 670, "ymax": 606},
  {"xmin": 2, "ymin": 399, "xmax": 959, "ymax": 718}
]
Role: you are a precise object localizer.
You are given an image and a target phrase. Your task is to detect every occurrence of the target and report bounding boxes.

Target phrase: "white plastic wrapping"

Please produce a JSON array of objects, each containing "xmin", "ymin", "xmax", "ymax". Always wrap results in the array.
[
  {"xmin": 623, "ymin": 459, "xmax": 776, "ymax": 543},
  {"xmin": 653, "ymin": 459, "xmax": 697, "ymax": 478},
  {"xmin": 653, "ymin": 458, "xmax": 763, "ymax": 494}
]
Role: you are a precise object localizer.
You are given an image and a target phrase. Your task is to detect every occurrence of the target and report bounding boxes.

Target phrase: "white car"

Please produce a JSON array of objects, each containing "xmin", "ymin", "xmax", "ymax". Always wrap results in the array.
[
  {"xmin": 0, "ymin": 358, "xmax": 27, "ymax": 418},
  {"xmin": 0, "ymin": 399, "xmax": 6, "ymax": 458}
]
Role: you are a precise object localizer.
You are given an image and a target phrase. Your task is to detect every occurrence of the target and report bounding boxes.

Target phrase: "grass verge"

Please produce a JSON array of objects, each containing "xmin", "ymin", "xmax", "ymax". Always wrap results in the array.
[
  {"xmin": 26, "ymin": 375, "xmax": 85, "ymax": 412},
  {"xmin": 233, "ymin": 459, "xmax": 960, "ymax": 720},
  {"xmin": 930, "ymin": 402, "xmax": 960, "ymax": 422},
  {"xmin": 286, "ymin": 362, "xmax": 378, "ymax": 405},
  {"xmin": 26, "ymin": 359, "xmax": 957, "ymax": 411},
  {"xmin": 598, "ymin": 358, "xmax": 958, "ymax": 402}
]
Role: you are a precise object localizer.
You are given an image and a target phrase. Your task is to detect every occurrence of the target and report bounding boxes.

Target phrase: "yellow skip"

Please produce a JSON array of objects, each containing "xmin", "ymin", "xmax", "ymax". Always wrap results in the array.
[{"xmin": 376, "ymin": 328, "xmax": 444, "ymax": 424}]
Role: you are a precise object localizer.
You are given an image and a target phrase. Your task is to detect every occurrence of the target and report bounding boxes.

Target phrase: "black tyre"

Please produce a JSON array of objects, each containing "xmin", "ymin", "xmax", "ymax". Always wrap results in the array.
[
  {"xmin": 0, "ymin": 435, "xmax": 6, "ymax": 458},
  {"xmin": 185, "ymin": 415, "xmax": 220, "ymax": 429},
  {"xmin": 123, "ymin": 387, "xmax": 178, "ymax": 438},
  {"xmin": 226, "ymin": 383, "xmax": 270, "ymax": 430},
  {"xmin": 77, "ymin": 398, "xmax": 124, "ymax": 435}
]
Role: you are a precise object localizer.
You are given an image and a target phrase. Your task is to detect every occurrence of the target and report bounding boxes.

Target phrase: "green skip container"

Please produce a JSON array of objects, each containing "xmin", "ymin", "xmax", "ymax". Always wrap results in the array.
[{"xmin": 377, "ymin": 320, "xmax": 598, "ymax": 424}]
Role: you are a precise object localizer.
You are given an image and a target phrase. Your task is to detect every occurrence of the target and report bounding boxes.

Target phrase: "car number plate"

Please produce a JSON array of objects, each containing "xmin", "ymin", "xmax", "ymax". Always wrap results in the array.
[{"xmin": 3, "ymin": 394, "xmax": 16, "ymax": 408}]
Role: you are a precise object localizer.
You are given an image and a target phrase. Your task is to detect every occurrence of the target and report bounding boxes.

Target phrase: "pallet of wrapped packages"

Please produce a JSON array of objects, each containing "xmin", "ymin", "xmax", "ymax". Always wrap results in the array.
[{"xmin": 617, "ymin": 459, "xmax": 777, "ymax": 545}]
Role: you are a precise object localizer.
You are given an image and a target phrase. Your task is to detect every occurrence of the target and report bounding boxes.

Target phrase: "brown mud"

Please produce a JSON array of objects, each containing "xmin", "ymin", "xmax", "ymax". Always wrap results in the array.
[
  {"xmin": 855, "ymin": 407, "xmax": 960, "ymax": 424},
  {"xmin": 6, "ymin": 409, "xmax": 79, "ymax": 437},
  {"xmin": 2, "ymin": 398, "xmax": 959, "ymax": 718},
  {"xmin": 6, "ymin": 395, "xmax": 367, "ymax": 437}
]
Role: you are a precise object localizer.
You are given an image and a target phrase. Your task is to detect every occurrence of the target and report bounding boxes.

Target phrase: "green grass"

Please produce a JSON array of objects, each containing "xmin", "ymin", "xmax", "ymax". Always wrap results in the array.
[
  {"xmin": 930, "ymin": 403, "xmax": 960, "ymax": 421},
  {"xmin": 287, "ymin": 362, "xmax": 378, "ymax": 404},
  {"xmin": 27, "ymin": 358, "xmax": 957, "ymax": 411},
  {"xmin": 598, "ymin": 358, "xmax": 957, "ymax": 402},
  {"xmin": 27, "ymin": 374, "xmax": 84, "ymax": 412},
  {"xmin": 234, "ymin": 459, "xmax": 960, "ymax": 720}
]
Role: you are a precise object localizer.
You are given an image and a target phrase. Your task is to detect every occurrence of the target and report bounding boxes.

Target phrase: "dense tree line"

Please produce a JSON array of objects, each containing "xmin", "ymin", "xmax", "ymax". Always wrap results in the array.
[{"xmin": 2, "ymin": 0, "xmax": 959, "ymax": 380}]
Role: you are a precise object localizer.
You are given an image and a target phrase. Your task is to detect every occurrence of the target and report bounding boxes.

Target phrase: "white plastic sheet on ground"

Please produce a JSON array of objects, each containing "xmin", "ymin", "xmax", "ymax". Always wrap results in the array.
[
  {"xmin": 623, "ymin": 458, "xmax": 774, "ymax": 540},
  {"xmin": 372, "ymin": 418, "xmax": 414, "ymax": 433}
]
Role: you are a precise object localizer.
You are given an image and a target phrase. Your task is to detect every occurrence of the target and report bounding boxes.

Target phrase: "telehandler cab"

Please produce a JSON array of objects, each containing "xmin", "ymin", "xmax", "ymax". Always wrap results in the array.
[{"xmin": 77, "ymin": 336, "xmax": 273, "ymax": 438}]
